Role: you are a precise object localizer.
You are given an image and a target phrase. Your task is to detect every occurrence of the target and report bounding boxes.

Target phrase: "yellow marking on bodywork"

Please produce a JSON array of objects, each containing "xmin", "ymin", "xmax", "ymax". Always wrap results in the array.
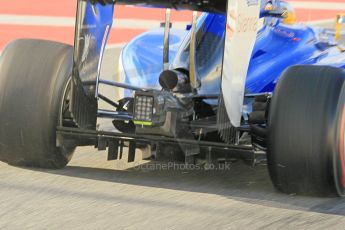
[
  {"xmin": 282, "ymin": 11, "xmax": 297, "ymax": 25},
  {"xmin": 336, "ymin": 14, "xmax": 345, "ymax": 41},
  {"xmin": 134, "ymin": 121, "xmax": 153, "ymax": 126}
]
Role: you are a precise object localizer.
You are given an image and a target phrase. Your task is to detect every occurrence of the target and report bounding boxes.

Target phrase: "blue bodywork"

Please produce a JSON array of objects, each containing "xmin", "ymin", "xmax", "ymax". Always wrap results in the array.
[
  {"xmin": 74, "ymin": 1, "xmax": 114, "ymax": 96},
  {"xmin": 120, "ymin": 12, "xmax": 345, "ymax": 96}
]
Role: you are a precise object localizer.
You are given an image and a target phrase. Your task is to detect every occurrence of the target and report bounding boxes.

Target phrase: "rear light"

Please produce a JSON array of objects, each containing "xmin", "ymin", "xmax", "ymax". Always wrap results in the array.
[{"xmin": 134, "ymin": 94, "xmax": 154, "ymax": 125}]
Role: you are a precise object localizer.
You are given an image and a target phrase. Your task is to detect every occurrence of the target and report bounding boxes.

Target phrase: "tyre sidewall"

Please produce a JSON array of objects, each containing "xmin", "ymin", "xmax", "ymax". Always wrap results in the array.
[
  {"xmin": 334, "ymin": 84, "xmax": 345, "ymax": 196},
  {"xmin": 0, "ymin": 40, "xmax": 75, "ymax": 168},
  {"xmin": 268, "ymin": 65, "xmax": 345, "ymax": 196}
]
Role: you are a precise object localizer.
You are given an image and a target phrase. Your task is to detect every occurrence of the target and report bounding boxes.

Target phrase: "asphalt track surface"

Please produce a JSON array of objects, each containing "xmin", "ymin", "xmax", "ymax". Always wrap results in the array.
[{"xmin": 1, "ymin": 1, "xmax": 345, "ymax": 229}]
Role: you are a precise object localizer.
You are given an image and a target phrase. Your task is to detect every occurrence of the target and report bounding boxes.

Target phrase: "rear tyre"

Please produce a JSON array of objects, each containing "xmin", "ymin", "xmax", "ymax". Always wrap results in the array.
[
  {"xmin": 268, "ymin": 65, "xmax": 345, "ymax": 196},
  {"xmin": 0, "ymin": 39, "xmax": 75, "ymax": 169}
]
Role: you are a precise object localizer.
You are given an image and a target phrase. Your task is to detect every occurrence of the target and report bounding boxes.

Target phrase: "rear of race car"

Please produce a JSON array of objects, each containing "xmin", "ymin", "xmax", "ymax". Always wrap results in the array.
[{"xmin": 0, "ymin": 0, "xmax": 345, "ymax": 196}]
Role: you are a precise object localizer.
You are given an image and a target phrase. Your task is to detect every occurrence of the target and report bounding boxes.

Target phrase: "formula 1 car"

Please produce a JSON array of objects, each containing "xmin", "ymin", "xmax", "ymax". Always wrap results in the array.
[
  {"xmin": 119, "ymin": 1, "xmax": 345, "ymax": 97},
  {"xmin": 0, "ymin": 0, "xmax": 345, "ymax": 197}
]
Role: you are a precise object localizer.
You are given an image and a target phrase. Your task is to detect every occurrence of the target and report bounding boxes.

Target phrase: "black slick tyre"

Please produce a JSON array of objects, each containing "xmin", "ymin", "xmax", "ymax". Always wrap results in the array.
[
  {"xmin": 0, "ymin": 39, "xmax": 75, "ymax": 169},
  {"xmin": 268, "ymin": 65, "xmax": 345, "ymax": 196}
]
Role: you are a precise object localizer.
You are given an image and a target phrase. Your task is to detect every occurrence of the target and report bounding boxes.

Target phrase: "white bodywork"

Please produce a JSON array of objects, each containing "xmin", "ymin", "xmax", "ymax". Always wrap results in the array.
[{"xmin": 221, "ymin": 0, "xmax": 261, "ymax": 127}]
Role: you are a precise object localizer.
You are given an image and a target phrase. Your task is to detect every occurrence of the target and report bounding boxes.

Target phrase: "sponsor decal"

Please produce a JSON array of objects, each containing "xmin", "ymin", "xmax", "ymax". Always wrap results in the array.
[
  {"xmin": 273, "ymin": 28, "xmax": 295, "ymax": 38},
  {"xmin": 81, "ymin": 33, "xmax": 92, "ymax": 64},
  {"xmin": 222, "ymin": 0, "xmax": 261, "ymax": 127},
  {"xmin": 247, "ymin": 0, "xmax": 259, "ymax": 6}
]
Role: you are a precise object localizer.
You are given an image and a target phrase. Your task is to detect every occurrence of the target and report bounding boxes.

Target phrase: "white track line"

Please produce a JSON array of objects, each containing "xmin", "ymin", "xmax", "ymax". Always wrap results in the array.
[
  {"xmin": 0, "ymin": 9, "xmax": 337, "ymax": 31},
  {"xmin": 0, "ymin": 18, "xmax": 333, "ymax": 54},
  {"xmin": 0, "ymin": 14, "xmax": 188, "ymax": 30},
  {"xmin": 289, "ymin": 1, "xmax": 345, "ymax": 10},
  {"xmin": 307, "ymin": 19, "xmax": 334, "ymax": 26},
  {"xmin": 106, "ymin": 43, "xmax": 126, "ymax": 49}
]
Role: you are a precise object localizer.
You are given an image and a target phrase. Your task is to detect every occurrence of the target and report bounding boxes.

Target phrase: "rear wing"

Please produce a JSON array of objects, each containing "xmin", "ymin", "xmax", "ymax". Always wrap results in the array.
[{"xmin": 71, "ymin": 0, "xmax": 261, "ymax": 129}]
